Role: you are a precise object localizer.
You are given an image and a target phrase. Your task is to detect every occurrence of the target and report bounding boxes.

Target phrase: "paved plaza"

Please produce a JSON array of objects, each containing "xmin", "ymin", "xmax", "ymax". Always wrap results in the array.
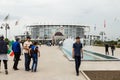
[
  {"xmin": 0, "ymin": 46, "xmax": 86, "ymax": 80},
  {"xmin": 0, "ymin": 45, "xmax": 120, "ymax": 80}
]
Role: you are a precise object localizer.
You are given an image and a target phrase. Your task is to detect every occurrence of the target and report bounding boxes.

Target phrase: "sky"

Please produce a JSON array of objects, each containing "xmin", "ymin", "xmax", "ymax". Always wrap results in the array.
[{"xmin": 0, "ymin": 0, "xmax": 120, "ymax": 40}]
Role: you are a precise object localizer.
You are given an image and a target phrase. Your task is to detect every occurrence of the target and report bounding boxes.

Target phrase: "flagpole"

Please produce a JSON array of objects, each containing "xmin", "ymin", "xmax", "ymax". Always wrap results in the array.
[{"xmin": 104, "ymin": 20, "xmax": 106, "ymax": 42}]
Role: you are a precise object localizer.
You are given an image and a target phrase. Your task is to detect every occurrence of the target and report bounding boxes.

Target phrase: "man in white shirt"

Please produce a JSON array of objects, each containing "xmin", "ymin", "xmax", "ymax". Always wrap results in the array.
[{"xmin": 23, "ymin": 36, "xmax": 32, "ymax": 71}]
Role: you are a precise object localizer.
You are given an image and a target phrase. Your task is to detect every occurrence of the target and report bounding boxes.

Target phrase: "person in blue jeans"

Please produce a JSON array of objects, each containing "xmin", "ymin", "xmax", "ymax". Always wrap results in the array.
[
  {"xmin": 72, "ymin": 37, "xmax": 83, "ymax": 76},
  {"xmin": 29, "ymin": 42, "xmax": 40, "ymax": 72},
  {"xmin": 23, "ymin": 36, "xmax": 32, "ymax": 71}
]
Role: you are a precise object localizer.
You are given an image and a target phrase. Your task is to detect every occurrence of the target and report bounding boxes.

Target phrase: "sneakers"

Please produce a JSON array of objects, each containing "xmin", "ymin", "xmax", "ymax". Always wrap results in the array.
[
  {"xmin": 5, "ymin": 70, "xmax": 8, "ymax": 75},
  {"xmin": 13, "ymin": 68, "xmax": 19, "ymax": 70},
  {"xmin": 25, "ymin": 68, "xmax": 31, "ymax": 71},
  {"xmin": 31, "ymin": 69, "xmax": 37, "ymax": 72},
  {"xmin": 76, "ymin": 73, "xmax": 79, "ymax": 76},
  {"xmin": 0, "ymin": 70, "xmax": 8, "ymax": 75}
]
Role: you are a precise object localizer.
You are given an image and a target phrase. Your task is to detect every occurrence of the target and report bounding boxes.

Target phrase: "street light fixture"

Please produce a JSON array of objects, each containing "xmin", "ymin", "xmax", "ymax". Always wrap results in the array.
[{"xmin": 0, "ymin": 23, "xmax": 10, "ymax": 38}]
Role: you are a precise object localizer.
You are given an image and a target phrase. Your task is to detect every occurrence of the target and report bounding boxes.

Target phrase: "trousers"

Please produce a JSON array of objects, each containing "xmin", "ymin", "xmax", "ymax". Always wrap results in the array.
[{"xmin": 75, "ymin": 56, "xmax": 81, "ymax": 74}]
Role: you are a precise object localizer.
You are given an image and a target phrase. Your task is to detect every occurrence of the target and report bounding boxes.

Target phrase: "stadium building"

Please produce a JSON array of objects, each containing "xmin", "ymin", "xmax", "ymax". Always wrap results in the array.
[{"xmin": 26, "ymin": 24, "xmax": 89, "ymax": 44}]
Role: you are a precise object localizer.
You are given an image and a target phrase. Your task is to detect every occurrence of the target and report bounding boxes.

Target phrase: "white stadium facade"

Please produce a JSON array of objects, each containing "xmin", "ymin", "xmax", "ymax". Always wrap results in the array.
[{"xmin": 26, "ymin": 24, "xmax": 89, "ymax": 44}]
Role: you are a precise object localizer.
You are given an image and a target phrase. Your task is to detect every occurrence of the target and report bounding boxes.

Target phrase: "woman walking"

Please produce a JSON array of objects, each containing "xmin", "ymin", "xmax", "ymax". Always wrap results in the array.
[{"xmin": 0, "ymin": 36, "xmax": 9, "ymax": 75}]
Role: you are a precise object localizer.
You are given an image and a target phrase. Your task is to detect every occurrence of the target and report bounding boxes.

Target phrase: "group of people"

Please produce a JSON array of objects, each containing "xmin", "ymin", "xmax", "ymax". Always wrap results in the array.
[
  {"xmin": 1, "ymin": 35, "xmax": 117, "ymax": 76},
  {"xmin": 0, "ymin": 35, "xmax": 83, "ymax": 76},
  {"xmin": 105, "ymin": 44, "xmax": 115, "ymax": 56},
  {"xmin": 0, "ymin": 36, "xmax": 40, "ymax": 75}
]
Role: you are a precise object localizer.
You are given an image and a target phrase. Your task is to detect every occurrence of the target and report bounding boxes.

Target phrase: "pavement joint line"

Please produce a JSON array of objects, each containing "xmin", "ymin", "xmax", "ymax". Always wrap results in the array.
[{"xmin": 81, "ymin": 70, "xmax": 91, "ymax": 80}]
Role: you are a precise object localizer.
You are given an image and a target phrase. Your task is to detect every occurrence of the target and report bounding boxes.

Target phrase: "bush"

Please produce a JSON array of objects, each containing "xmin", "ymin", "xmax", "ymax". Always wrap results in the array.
[
  {"xmin": 94, "ymin": 40, "xmax": 104, "ymax": 46},
  {"xmin": 4, "ymin": 38, "xmax": 10, "ymax": 44},
  {"xmin": 116, "ymin": 44, "xmax": 120, "ymax": 48},
  {"xmin": 106, "ymin": 40, "xmax": 117, "ymax": 45}
]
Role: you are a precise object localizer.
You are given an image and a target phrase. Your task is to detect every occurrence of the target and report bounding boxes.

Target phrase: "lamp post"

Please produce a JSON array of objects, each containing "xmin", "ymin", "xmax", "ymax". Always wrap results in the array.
[{"xmin": 0, "ymin": 23, "xmax": 10, "ymax": 38}]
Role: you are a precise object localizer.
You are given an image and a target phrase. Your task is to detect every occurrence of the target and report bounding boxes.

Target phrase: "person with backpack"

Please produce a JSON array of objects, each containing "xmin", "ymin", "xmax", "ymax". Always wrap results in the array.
[
  {"xmin": 29, "ymin": 42, "xmax": 40, "ymax": 72},
  {"xmin": 0, "ymin": 35, "xmax": 9, "ymax": 75},
  {"xmin": 12, "ymin": 38, "xmax": 21, "ymax": 70}
]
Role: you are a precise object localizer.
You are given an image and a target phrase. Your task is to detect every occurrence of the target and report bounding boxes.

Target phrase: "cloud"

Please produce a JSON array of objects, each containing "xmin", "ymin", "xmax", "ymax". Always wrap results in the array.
[{"xmin": 0, "ymin": 0, "xmax": 120, "ymax": 40}]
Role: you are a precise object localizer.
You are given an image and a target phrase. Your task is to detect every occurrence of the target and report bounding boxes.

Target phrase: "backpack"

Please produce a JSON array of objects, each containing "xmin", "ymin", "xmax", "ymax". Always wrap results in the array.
[
  {"xmin": 0, "ymin": 40, "xmax": 8, "ymax": 54},
  {"xmin": 30, "ymin": 46, "xmax": 38, "ymax": 54}
]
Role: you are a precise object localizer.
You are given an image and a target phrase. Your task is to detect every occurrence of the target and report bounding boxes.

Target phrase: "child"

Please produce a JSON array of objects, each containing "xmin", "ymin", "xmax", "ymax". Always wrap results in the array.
[{"xmin": 29, "ymin": 42, "xmax": 40, "ymax": 72}]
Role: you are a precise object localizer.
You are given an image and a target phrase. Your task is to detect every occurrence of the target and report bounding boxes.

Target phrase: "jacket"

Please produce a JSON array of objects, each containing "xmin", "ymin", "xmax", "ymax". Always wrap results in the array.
[{"xmin": 12, "ymin": 41, "xmax": 21, "ymax": 53}]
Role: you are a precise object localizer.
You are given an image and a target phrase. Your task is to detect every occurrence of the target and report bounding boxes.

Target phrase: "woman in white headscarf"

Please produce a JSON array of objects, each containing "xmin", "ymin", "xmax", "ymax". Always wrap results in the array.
[{"xmin": 0, "ymin": 36, "xmax": 9, "ymax": 75}]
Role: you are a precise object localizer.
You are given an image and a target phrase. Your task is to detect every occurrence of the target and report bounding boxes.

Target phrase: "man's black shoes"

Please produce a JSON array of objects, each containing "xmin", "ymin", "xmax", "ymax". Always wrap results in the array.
[
  {"xmin": 5, "ymin": 70, "xmax": 8, "ymax": 75},
  {"xmin": 76, "ymin": 73, "xmax": 79, "ymax": 76},
  {"xmin": 13, "ymin": 68, "xmax": 19, "ymax": 70}
]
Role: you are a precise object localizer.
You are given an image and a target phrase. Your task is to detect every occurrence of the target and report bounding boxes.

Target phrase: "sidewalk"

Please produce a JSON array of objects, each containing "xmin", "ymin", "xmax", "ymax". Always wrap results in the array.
[
  {"xmin": 0, "ymin": 45, "xmax": 86, "ymax": 80},
  {"xmin": 84, "ymin": 46, "xmax": 120, "ymax": 59}
]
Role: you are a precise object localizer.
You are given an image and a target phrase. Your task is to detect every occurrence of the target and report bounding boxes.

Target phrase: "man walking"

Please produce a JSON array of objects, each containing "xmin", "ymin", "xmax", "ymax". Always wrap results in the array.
[
  {"xmin": 23, "ymin": 36, "xmax": 32, "ymax": 71},
  {"xmin": 72, "ymin": 37, "xmax": 83, "ymax": 76},
  {"xmin": 12, "ymin": 38, "xmax": 21, "ymax": 70}
]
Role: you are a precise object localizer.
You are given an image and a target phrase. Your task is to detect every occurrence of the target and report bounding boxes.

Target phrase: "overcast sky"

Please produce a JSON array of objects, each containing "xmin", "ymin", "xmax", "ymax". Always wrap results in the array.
[{"xmin": 0, "ymin": 0, "xmax": 120, "ymax": 40}]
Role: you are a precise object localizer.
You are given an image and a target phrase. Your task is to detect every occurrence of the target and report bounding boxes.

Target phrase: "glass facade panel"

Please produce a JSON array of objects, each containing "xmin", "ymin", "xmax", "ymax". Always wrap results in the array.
[{"xmin": 30, "ymin": 25, "xmax": 85, "ymax": 40}]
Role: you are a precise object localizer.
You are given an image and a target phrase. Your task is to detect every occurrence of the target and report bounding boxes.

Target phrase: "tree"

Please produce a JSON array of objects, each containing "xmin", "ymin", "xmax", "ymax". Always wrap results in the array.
[{"xmin": 4, "ymin": 38, "xmax": 10, "ymax": 46}]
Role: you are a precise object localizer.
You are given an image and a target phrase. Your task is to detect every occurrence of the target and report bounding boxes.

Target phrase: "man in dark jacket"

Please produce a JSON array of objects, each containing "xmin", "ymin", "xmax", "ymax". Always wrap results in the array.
[{"xmin": 12, "ymin": 38, "xmax": 21, "ymax": 70}]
